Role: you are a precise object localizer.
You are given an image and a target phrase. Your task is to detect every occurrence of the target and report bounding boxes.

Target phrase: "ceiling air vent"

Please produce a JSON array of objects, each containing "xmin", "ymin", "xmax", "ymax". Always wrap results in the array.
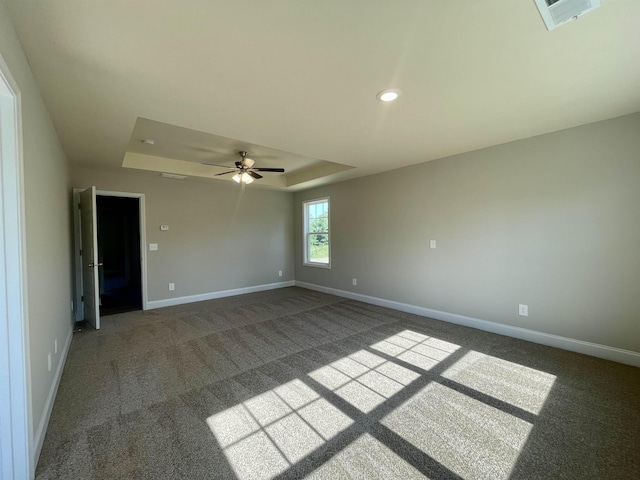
[
  {"xmin": 534, "ymin": 0, "xmax": 601, "ymax": 31},
  {"xmin": 161, "ymin": 173, "xmax": 187, "ymax": 180}
]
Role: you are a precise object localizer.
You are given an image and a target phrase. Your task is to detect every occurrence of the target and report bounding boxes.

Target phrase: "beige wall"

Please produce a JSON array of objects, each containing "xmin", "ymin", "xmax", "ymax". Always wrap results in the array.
[
  {"xmin": 71, "ymin": 167, "xmax": 294, "ymax": 302},
  {"xmin": 295, "ymin": 113, "xmax": 640, "ymax": 353},
  {"xmin": 0, "ymin": 0, "xmax": 72, "ymax": 442}
]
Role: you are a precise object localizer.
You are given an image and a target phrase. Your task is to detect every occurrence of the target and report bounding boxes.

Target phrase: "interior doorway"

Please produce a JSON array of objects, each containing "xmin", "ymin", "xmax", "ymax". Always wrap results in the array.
[
  {"xmin": 97, "ymin": 196, "xmax": 142, "ymax": 316},
  {"xmin": 73, "ymin": 189, "xmax": 148, "ymax": 326}
]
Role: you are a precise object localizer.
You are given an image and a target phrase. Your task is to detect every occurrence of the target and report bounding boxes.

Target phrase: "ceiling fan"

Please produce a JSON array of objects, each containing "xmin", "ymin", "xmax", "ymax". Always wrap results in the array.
[{"xmin": 202, "ymin": 151, "xmax": 285, "ymax": 184}]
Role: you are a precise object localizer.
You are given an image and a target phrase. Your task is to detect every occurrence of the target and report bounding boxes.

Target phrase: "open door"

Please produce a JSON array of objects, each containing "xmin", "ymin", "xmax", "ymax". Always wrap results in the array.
[{"xmin": 80, "ymin": 186, "xmax": 101, "ymax": 329}]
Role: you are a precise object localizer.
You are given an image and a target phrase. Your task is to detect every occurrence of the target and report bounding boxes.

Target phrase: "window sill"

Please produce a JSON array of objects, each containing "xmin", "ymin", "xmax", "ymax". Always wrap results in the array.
[{"xmin": 303, "ymin": 262, "xmax": 331, "ymax": 269}]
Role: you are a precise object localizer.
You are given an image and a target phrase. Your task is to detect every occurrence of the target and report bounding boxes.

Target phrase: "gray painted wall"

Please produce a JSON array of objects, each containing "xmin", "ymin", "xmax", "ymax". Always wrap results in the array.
[
  {"xmin": 295, "ymin": 113, "xmax": 640, "ymax": 353},
  {"xmin": 0, "ymin": 0, "xmax": 72, "ymax": 441},
  {"xmin": 71, "ymin": 168, "xmax": 294, "ymax": 302}
]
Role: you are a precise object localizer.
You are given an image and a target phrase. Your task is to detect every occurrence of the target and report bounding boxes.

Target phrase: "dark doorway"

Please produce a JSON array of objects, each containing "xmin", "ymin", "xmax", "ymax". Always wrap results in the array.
[{"xmin": 97, "ymin": 196, "xmax": 142, "ymax": 316}]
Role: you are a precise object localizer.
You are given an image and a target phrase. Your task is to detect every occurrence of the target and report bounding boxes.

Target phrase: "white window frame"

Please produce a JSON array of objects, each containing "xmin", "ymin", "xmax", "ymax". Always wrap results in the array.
[{"xmin": 303, "ymin": 197, "xmax": 331, "ymax": 269}]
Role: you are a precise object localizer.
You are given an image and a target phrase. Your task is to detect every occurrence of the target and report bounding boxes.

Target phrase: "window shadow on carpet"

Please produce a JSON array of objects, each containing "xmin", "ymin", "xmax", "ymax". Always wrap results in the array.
[{"xmin": 206, "ymin": 325, "xmax": 557, "ymax": 480}]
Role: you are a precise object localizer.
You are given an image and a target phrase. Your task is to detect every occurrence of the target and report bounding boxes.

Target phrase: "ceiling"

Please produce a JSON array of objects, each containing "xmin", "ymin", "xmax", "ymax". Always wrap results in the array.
[
  {"xmin": 5, "ymin": 1, "xmax": 640, "ymax": 190},
  {"xmin": 124, "ymin": 118, "xmax": 353, "ymax": 188}
]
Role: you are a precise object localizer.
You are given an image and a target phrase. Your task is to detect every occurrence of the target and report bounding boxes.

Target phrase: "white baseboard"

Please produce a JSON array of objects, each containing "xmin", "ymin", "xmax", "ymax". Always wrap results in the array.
[
  {"xmin": 33, "ymin": 327, "xmax": 73, "ymax": 467},
  {"xmin": 147, "ymin": 281, "xmax": 296, "ymax": 310},
  {"xmin": 295, "ymin": 281, "xmax": 640, "ymax": 368}
]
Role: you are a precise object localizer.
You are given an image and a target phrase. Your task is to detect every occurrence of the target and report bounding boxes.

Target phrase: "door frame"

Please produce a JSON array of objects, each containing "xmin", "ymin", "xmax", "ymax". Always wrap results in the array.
[
  {"xmin": 72, "ymin": 189, "xmax": 148, "ymax": 321},
  {"xmin": 0, "ymin": 55, "xmax": 32, "ymax": 479}
]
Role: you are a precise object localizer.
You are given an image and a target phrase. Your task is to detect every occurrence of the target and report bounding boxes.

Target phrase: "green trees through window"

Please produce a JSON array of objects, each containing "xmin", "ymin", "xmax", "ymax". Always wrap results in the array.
[{"xmin": 304, "ymin": 198, "xmax": 330, "ymax": 266}]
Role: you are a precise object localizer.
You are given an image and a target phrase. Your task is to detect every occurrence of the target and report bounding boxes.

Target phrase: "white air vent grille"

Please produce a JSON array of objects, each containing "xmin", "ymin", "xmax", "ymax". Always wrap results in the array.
[
  {"xmin": 161, "ymin": 173, "xmax": 187, "ymax": 180},
  {"xmin": 534, "ymin": 0, "xmax": 601, "ymax": 31}
]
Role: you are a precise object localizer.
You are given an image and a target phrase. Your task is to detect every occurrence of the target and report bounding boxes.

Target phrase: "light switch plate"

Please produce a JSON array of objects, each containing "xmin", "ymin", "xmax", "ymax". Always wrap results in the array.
[
  {"xmin": 430, "ymin": 240, "xmax": 437, "ymax": 249},
  {"xmin": 149, "ymin": 243, "xmax": 158, "ymax": 251}
]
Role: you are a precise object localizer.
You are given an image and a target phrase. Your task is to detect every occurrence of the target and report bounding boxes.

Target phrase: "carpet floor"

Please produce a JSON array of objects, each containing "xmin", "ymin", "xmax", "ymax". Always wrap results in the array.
[{"xmin": 36, "ymin": 287, "xmax": 640, "ymax": 479}]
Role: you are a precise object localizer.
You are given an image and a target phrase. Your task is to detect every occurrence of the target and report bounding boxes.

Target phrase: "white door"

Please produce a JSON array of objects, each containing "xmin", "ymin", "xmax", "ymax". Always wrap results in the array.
[{"xmin": 80, "ymin": 186, "xmax": 101, "ymax": 329}]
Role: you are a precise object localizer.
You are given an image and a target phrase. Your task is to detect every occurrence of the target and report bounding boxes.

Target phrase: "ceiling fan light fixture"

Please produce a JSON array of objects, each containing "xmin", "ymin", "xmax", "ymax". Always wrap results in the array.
[
  {"xmin": 241, "ymin": 172, "xmax": 254, "ymax": 184},
  {"xmin": 232, "ymin": 173, "xmax": 241, "ymax": 183},
  {"xmin": 376, "ymin": 89, "xmax": 401, "ymax": 102}
]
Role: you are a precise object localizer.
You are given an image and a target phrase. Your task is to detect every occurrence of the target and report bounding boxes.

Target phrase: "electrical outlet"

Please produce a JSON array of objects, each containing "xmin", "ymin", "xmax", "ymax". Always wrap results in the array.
[
  {"xmin": 352, "ymin": 278, "xmax": 357, "ymax": 286},
  {"xmin": 55, "ymin": 339, "xmax": 58, "ymax": 354},
  {"xmin": 149, "ymin": 243, "xmax": 158, "ymax": 251},
  {"xmin": 160, "ymin": 224, "xmax": 169, "ymax": 231},
  {"xmin": 519, "ymin": 304, "xmax": 529, "ymax": 316},
  {"xmin": 278, "ymin": 270, "xmax": 283, "ymax": 277},
  {"xmin": 169, "ymin": 283, "xmax": 175, "ymax": 291},
  {"xmin": 47, "ymin": 352, "xmax": 52, "ymax": 372}
]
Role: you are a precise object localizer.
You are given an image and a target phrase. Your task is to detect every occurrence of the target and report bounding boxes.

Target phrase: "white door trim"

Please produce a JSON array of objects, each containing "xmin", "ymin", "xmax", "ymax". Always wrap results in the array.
[
  {"xmin": 96, "ymin": 190, "xmax": 148, "ymax": 311},
  {"xmin": 0, "ymin": 54, "xmax": 33, "ymax": 479},
  {"xmin": 72, "ymin": 189, "xmax": 149, "ymax": 317}
]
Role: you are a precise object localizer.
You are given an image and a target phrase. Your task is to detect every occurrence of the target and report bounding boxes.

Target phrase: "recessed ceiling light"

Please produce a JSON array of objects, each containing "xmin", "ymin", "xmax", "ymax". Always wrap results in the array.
[
  {"xmin": 142, "ymin": 139, "xmax": 155, "ymax": 145},
  {"xmin": 376, "ymin": 89, "xmax": 401, "ymax": 102}
]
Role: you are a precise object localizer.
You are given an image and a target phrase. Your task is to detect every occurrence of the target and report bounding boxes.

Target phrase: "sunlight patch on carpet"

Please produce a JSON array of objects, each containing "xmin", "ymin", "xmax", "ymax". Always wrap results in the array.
[
  {"xmin": 370, "ymin": 330, "xmax": 460, "ymax": 372},
  {"xmin": 223, "ymin": 430, "xmax": 289, "ymax": 480},
  {"xmin": 381, "ymin": 349, "xmax": 557, "ymax": 480},
  {"xmin": 303, "ymin": 433, "xmax": 424, "ymax": 480},
  {"xmin": 309, "ymin": 350, "xmax": 419, "ymax": 413},
  {"xmin": 207, "ymin": 330, "xmax": 460, "ymax": 479},
  {"xmin": 441, "ymin": 351, "xmax": 556, "ymax": 414},
  {"xmin": 207, "ymin": 378, "xmax": 355, "ymax": 480},
  {"xmin": 382, "ymin": 382, "xmax": 534, "ymax": 480},
  {"xmin": 206, "ymin": 329, "xmax": 555, "ymax": 480}
]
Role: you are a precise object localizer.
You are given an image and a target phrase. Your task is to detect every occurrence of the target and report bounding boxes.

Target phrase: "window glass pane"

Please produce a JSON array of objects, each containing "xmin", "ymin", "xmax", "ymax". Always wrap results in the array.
[
  {"xmin": 309, "ymin": 234, "xmax": 329, "ymax": 263},
  {"xmin": 309, "ymin": 201, "xmax": 328, "ymax": 233}
]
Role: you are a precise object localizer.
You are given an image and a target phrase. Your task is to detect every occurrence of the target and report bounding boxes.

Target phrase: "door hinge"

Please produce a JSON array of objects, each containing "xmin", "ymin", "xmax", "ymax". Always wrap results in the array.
[
  {"xmin": 78, "ymin": 203, "xmax": 81, "ymax": 210},
  {"xmin": 79, "ymin": 249, "xmax": 82, "ymax": 256},
  {"xmin": 81, "ymin": 295, "xmax": 84, "ymax": 302}
]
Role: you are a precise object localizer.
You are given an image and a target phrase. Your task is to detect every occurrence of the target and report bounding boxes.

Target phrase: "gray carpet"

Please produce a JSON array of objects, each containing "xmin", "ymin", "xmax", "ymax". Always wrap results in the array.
[{"xmin": 37, "ymin": 287, "xmax": 640, "ymax": 479}]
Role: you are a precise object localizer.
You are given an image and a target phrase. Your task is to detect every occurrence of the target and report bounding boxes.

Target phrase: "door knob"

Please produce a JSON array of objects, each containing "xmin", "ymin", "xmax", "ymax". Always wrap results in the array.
[{"xmin": 88, "ymin": 262, "xmax": 104, "ymax": 267}]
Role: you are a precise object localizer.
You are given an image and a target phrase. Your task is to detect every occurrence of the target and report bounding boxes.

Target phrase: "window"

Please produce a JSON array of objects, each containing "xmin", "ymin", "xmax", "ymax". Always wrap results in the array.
[{"xmin": 303, "ymin": 197, "xmax": 330, "ymax": 268}]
